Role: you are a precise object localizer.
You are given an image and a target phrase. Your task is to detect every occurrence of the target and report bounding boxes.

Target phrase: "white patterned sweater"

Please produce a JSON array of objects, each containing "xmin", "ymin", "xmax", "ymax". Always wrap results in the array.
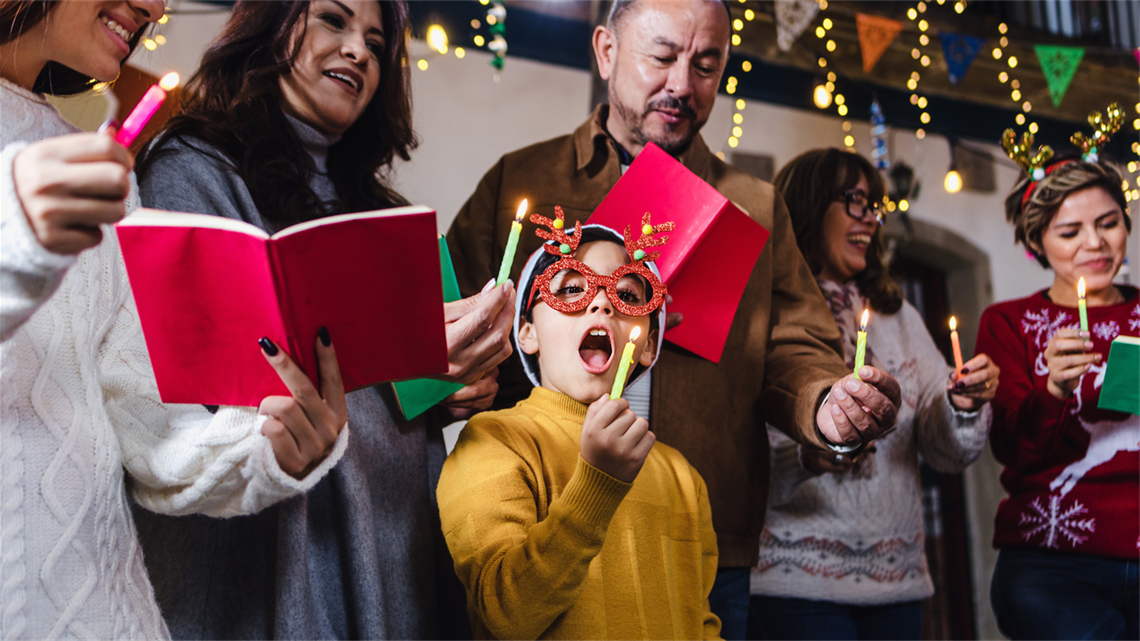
[
  {"xmin": 750, "ymin": 280, "xmax": 992, "ymax": 605},
  {"xmin": 0, "ymin": 79, "xmax": 348, "ymax": 639}
]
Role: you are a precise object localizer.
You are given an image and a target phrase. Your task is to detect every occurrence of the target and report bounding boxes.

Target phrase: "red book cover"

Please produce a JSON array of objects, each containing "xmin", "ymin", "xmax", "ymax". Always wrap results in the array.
[
  {"xmin": 587, "ymin": 143, "xmax": 769, "ymax": 363},
  {"xmin": 117, "ymin": 206, "xmax": 449, "ymax": 406}
]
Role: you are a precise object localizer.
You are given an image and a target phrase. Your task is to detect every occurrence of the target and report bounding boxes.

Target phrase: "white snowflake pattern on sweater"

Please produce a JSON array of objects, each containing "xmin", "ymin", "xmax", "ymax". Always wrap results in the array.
[{"xmin": 1019, "ymin": 494, "xmax": 1096, "ymax": 549}]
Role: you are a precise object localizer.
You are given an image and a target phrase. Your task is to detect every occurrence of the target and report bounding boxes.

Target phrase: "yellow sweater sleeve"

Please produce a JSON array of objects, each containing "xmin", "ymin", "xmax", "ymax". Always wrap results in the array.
[
  {"xmin": 698, "ymin": 476, "xmax": 723, "ymax": 640},
  {"xmin": 438, "ymin": 417, "xmax": 632, "ymax": 639}
]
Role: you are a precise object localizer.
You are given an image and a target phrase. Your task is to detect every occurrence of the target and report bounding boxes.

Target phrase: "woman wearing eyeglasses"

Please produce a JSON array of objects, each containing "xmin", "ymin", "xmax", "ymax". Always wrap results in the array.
[{"xmin": 746, "ymin": 148, "xmax": 999, "ymax": 640}]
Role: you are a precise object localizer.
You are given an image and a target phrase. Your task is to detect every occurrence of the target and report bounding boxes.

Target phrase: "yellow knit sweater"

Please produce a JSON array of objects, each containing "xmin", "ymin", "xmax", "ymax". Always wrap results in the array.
[{"xmin": 438, "ymin": 387, "xmax": 721, "ymax": 640}]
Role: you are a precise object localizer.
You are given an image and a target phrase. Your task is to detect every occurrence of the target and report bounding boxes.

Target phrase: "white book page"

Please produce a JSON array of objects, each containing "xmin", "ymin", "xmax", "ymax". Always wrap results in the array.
[
  {"xmin": 120, "ymin": 207, "xmax": 271, "ymax": 239},
  {"xmin": 272, "ymin": 205, "xmax": 435, "ymax": 239}
]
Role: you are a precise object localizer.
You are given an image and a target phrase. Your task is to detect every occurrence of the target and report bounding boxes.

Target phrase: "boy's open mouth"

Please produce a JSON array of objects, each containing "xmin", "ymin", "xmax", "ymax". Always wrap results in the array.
[{"xmin": 578, "ymin": 326, "xmax": 614, "ymax": 374}]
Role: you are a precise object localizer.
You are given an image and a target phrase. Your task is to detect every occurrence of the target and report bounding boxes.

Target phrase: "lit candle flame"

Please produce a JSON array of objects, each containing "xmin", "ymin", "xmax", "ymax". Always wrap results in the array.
[
  {"xmin": 158, "ymin": 72, "xmax": 180, "ymax": 91},
  {"xmin": 1077, "ymin": 277, "xmax": 1085, "ymax": 299},
  {"xmin": 949, "ymin": 316, "xmax": 957, "ymax": 331},
  {"xmin": 628, "ymin": 326, "xmax": 641, "ymax": 342},
  {"xmin": 860, "ymin": 309, "xmax": 869, "ymax": 332},
  {"xmin": 515, "ymin": 199, "xmax": 528, "ymax": 222}
]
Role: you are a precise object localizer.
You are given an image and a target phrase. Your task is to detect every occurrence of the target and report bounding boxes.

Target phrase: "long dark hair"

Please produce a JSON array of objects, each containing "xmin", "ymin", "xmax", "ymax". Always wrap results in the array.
[
  {"xmin": 0, "ymin": 1, "xmax": 148, "ymax": 95},
  {"xmin": 136, "ymin": 0, "xmax": 417, "ymax": 229},
  {"xmin": 774, "ymin": 148, "xmax": 903, "ymax": 315}
]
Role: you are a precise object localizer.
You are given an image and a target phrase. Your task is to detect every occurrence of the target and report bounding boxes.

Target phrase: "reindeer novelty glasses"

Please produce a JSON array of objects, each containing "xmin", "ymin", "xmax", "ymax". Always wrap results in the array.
[{"xmin": 528, "ymin": 207, "xmax": 675, "ymax": 317}]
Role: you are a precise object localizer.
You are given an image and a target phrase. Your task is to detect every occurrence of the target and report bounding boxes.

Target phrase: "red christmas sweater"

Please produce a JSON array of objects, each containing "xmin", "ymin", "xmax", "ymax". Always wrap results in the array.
[{"xmin": 976, "ymin": 286, "xmax": 1139, "ymax": 559}]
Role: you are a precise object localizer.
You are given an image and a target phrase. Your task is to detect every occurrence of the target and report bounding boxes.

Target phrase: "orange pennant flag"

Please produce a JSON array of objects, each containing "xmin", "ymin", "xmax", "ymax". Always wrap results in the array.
[{"xmin": 856, "ymin": 13, "xmax": 904, "ymax": 73}]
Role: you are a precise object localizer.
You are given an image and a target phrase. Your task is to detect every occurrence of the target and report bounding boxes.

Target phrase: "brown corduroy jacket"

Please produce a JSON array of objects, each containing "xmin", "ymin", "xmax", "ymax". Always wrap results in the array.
[{"xmin": 446, "ymin": 105, "xmax": 850, "ymax": 567}]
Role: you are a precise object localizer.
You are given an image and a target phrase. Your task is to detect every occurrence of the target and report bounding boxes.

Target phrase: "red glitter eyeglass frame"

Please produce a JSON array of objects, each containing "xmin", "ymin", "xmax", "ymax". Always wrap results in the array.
[{"xmin": 526, "ymin": 206, "xmax": 674, "ymax": 318}]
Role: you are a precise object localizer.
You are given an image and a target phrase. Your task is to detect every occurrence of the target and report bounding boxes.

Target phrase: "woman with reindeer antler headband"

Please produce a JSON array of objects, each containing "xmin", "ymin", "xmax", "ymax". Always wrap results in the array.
[
  {"xmin": 976, "ymin": 104, "xmax": 1138, "ymax": 640},
  {"xmin": 437, "ymin": 208, "xmax": 722, "ymax": 639}
]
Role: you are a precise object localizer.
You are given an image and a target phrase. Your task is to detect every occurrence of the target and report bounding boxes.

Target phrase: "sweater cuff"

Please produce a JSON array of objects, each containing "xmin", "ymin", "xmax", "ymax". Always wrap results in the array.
[
  {"xmin": 252, "ymin": 420, "xmax": 350, "ymax": 496},
  {"xmin": 1, "ymin": 142, "xmax": 77, "ymax": 274},
  {"xmin": 559, "ymin": 456, "xmax": 633, "ymax": 527}
]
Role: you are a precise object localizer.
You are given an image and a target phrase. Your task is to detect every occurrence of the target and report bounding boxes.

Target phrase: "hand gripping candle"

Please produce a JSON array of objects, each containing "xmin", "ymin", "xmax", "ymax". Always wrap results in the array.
[
  {"xmin": 114, "ymin": 72, "xmax": 180, "ymax": 147},
  {"xmin": 1077, "ymin": 277, "xmax": 1089, "ymax": 332},
  {"xmin": 610, "ymin": 326, "xmax": 641, "ymax": 399},
  {"xmin": 496, "ymin": 199, "xmax": 528, "ymax": 286},
  {"xmin": 854, "ymin": 309, "xmax": 869, "ymax": 380},
  {"xmin": 949, "ymin": 316, "xmax": 964, "ymax": 373}
]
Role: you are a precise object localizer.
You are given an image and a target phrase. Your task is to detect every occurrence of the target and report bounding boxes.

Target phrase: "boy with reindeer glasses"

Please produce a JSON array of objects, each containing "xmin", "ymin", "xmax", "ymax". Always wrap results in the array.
[{"xmin": 437, "ymin": 209, "xmax": 720, "ymax": 640}]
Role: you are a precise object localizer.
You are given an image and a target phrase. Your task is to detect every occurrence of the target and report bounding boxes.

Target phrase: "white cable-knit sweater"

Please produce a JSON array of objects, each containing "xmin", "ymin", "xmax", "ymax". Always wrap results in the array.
[
  {"xmin": 751, "ymin": 280, "xmax": 992, "ymax": 606},
  {"xmin": 0, "ymin": 79, "xmax": 348, "ymax": 639}
]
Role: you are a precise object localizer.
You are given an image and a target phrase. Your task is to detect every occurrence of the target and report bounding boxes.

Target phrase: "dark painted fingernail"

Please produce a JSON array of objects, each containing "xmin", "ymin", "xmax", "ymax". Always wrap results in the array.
[
  {"xmin": 318, "ymin": 326, "xmax": 331, "ymax": 347},
  {"xmin": 956, "ymin": 381, "xmax": 965, "ymax": 389},
  {"xmin": 960, "ymin": 367, "xmax": 970, "ymax": 374},
  {"xmin": 259, "ymin": 336, "xmax": 278, "ymax": 356}
]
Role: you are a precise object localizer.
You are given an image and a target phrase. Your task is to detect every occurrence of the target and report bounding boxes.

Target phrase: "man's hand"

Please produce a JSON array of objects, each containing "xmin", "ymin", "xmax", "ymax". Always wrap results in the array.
[
  {"xmin": 580, "ymin": 396, "xmax": 655, "ymax": 483},
  {"xmin": 13, "ymin": 131, "xmax": 133, "ymax": 255},
  {"xmin": 664, "ymin": 293, "xmax": 683, "ymax": 331},
  {"xmin": 439, "ymin": 368, "xmax": 499, "ymax": 421},
  {"xmin": 439, "ymin": 279, "xmax": 515, "ymax": 385},
  {"xmin": 815, "ymin": 366, "xmax": 901, "ymax": 447}
]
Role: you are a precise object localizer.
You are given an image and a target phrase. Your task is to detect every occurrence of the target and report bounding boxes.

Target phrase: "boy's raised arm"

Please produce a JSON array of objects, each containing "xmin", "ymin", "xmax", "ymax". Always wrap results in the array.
[{"xmin": 437, "ymin": 417, "xmax": 632, "ymax": 639}]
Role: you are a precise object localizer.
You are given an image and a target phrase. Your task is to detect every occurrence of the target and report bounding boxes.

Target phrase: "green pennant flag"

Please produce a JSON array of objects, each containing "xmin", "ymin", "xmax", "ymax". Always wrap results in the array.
[{"xmin": 1035, "ymin": 44, "xmax": 1085, "ymax": 107}]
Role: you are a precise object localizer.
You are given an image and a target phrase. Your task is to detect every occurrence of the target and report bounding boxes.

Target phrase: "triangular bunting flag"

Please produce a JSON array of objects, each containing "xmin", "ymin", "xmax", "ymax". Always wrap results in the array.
[
  {"xmin": 939, "ymin": 32, "xmax": 984, "ymax": 84},
  {"xmin": 856, "ymin": 14, "xmax": 904, "ymax": 73},
  {"xmin": 775, "ymin": 0, "xmax": 820, "ymax": 52},
  {"xmin": 1035, "ymin": 44, "xmax": 1085, "ymax": 107}
]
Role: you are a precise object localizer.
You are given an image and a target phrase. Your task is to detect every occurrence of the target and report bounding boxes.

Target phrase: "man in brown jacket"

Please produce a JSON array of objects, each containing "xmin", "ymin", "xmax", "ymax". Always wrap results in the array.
[{"xmin": 445, "ymin": 0, "xmax": 902, "ymax": 637}]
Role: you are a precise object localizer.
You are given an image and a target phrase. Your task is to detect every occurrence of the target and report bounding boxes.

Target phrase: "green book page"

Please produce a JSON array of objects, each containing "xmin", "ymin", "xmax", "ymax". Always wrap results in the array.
[
  {"xmin": 1097, "ymin": 335, "xmax": 1139, "ymax": 415},
  {"xmin": 393, "ymin": 236, "xmax": 464, "ymax": 419}
]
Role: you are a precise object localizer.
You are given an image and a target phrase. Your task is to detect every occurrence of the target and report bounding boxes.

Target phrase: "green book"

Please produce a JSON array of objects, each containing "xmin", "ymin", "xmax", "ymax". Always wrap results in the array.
[
  {"xmin": 1097, "ymin": 335, "xmax": 1140, "ymax": 415},
  {"xmin": 393, "ymin": 236, "xmax": 464, "ymax": 420}
]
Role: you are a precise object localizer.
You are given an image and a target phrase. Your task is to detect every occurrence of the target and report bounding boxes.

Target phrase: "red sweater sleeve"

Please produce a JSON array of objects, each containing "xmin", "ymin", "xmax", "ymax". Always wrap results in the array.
[{"xmin": 976, "ymin": 302, "xmax": 1074, "ymax": 472}]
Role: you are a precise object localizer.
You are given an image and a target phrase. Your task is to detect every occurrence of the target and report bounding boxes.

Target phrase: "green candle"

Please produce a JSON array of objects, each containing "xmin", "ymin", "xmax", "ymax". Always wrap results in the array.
[
  {"xmin": 854, "ymin": 309, "xmax": 869, "ymax": 380},
  {"xmin": 496, "ymin": 199, "xmax": 527, "ymax": 286},
  {"xmin": 1078, "ymin": 277, "xmax": 1089, "ymax": 332},
  {"xmin": 610, "ymin": 326, "xmax": 641, "ymax": 399}
]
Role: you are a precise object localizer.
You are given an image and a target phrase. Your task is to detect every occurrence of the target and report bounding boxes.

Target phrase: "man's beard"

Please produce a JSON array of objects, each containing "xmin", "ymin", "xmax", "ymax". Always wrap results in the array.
[{"xmin": 610, "ymin": 88, "xmax": 705, "ymax": 157}]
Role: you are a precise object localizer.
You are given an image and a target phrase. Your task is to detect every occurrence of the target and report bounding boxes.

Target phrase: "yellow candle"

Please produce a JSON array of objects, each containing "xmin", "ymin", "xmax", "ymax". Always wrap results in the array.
[
  {"xmin": 610, "ymin": 326, "xmax": 641, "ymax": 399},
  {"xmin": 1077, "ymin": 277, "xmax": 1088, "ymax": 332},
  {"xmin": 949, "ymin": 316, "xmax": 964, "ymax": 373},
  {"xmin": 854, "ymin": 309, "xmax": 869, "ymax": 380},
  {"xmin": 496, "ymin": 199, "xmax": 528, "ymax": 286}
]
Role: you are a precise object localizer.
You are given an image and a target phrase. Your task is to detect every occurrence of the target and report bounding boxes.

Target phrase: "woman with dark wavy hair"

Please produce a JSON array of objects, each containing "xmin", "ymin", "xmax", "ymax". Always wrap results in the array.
[
  {"xmin": 1, "ymin": 1, "xmax": 351, "ymax": 638},
  {"xmin": 748, "ymin": 148, "xmax": 999, "ymax": 640},
  {"xmin": 133, "ymin": 1, "xmax": 513, "ymax": 638}
]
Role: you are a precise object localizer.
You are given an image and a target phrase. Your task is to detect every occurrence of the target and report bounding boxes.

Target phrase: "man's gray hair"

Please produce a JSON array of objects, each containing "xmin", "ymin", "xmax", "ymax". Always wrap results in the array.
[{"xmin": 607, "ymin": 0, "xmax": 734, "ymax": 35}]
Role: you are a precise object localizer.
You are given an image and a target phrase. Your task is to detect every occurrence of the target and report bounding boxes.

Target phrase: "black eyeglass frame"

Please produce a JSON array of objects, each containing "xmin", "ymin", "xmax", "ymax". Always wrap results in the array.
[{"xmin": 840, "ymin": 190, "xmax": 887, "ymax": 226}]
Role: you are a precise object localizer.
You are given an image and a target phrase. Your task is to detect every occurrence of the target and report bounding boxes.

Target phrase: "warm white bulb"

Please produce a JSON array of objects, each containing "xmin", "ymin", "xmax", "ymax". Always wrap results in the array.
[
  {"xmin": 159, "ymin": 72, "xmax": 180, "ymax": 91},
  {"xmin": 427, "ymin": 25, "xmax": 449, "ymax": 54},
  {"xmin": 813, "ymin": 84, "xmax": 832, "ymax": 109},
  {"xmin": 944, "ymin": 169, "xmax": 963, "ymax": 194}
]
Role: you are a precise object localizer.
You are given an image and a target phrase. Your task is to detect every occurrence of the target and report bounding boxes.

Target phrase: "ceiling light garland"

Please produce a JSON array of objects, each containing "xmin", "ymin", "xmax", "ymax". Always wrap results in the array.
[
  {"xmin": 992, "ymin": 21, "xmax": 1036, "ymax": 133},
  {"xmin": 906, "ymin": 0, "xmax": 935, "ymax": 140}
]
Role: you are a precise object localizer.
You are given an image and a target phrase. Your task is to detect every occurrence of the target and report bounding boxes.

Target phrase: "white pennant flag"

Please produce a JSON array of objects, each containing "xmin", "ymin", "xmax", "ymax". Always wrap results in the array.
[{"xmin": 776, "ymin": 0, "xmax": 820, "ymax": 52}]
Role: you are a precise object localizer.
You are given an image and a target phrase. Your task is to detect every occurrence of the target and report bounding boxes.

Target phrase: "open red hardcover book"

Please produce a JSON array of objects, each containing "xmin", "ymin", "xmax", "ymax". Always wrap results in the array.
[
  {"xmin": 117, "ymin": 206, "xmax": 448, "ymax": 406},
  {"xmin": 587, "ymin": 143, "xmax": 769, "ymax": 363}
]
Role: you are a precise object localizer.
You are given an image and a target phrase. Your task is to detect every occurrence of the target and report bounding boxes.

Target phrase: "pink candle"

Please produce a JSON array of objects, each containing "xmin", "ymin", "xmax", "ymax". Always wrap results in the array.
[{"xmin": 114, "ymin": 72, "xmax": 179, "ymax": 147}]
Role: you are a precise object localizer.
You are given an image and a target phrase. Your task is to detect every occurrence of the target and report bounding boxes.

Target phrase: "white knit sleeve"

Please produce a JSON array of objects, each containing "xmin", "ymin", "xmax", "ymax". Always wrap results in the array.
[
  {"xmin": 0, "ymin": 141, "xmax": 76, "ymax": 342},
  {"xmin": 97, "ymin": 242, "xmax": 348, "ymax": 517},
  {"xmin": 905, "ymin": 304, "xmax": 992, "ymax": 473}
]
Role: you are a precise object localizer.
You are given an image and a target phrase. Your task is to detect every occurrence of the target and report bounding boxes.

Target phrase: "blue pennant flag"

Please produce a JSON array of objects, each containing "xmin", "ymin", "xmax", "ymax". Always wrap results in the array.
[{"xmin": 939, "ymin": 33, "xmax": 985, "ymax": 84}]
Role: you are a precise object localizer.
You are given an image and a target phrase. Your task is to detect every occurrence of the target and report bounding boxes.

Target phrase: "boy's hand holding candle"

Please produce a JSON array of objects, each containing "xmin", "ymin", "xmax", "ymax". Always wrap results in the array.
[{"xmin": 581, "ymin": 395, "xmax": 655, "ymax": 483}]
